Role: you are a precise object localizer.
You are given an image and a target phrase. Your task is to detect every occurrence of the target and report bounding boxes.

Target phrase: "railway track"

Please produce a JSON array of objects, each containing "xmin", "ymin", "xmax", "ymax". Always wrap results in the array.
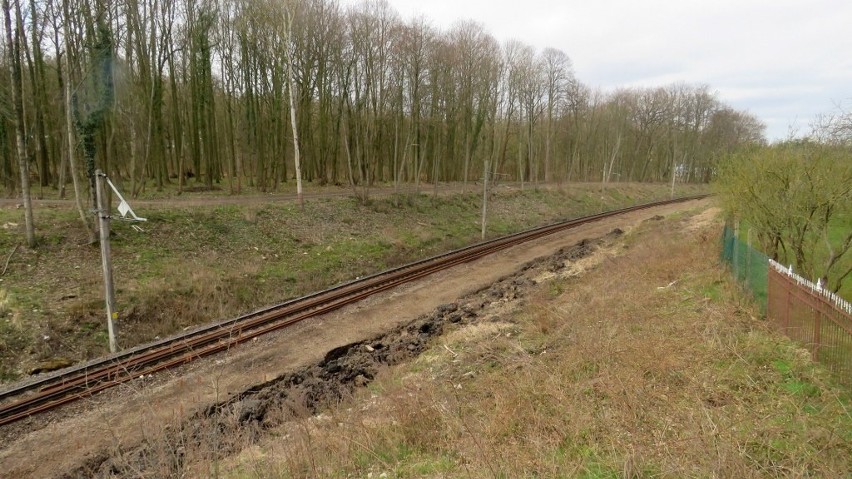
[{"xmin": 0, "ymin": 195, "xmax": 706, "ymax": 427}]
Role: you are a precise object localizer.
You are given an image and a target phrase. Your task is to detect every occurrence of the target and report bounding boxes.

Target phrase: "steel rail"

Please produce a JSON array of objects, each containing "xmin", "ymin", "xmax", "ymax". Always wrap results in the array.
[{"xmin": 0, "ymin": 195, "xmax": 706, "ymax": 426}]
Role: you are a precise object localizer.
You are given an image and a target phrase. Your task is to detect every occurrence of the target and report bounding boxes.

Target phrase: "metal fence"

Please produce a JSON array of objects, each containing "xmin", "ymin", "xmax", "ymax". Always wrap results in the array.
[
  {"xmin": 767, "ymin": 260, "xmax": 852, "ymax": 386},
  {"xmin": 721, "ymin": 226, "xmax": 852, "ymax": 387},
  {"xmin": 720, "ymin": 225, "xmax": 768, "ymax": 311}
]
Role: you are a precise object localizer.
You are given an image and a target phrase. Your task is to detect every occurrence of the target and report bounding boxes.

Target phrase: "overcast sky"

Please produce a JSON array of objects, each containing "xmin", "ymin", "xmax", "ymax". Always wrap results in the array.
[{"xmin": 339, "ymin": 0, "xmax": 851, "ymax": 141}]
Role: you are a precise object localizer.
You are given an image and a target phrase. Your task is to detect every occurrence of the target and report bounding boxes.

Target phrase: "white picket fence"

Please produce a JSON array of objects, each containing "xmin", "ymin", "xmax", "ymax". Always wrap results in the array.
[{"xmin": 768, "ymin": 259, "xmax": 852, "ymax": 316}]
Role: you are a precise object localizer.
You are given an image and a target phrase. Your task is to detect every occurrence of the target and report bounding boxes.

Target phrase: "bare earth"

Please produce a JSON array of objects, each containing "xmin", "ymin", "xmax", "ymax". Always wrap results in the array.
[{"xmin": 0, "ymin": 199, "xmax": 710, "ymax": 479}]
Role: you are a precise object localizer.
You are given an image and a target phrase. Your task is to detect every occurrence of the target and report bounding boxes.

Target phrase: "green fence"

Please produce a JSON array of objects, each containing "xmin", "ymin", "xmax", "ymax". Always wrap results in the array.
[
  {"xmin": 721, "ymin": 225, "xmax": 769, "ymax": 311},
  {"xmin": 722, "ymin": 225, "xmax": 851, "ymax": 386}
]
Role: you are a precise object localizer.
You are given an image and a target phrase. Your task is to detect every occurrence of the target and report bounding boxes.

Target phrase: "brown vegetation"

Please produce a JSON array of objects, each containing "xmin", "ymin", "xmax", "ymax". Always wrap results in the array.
[
  {"xmin": 64, "ymin": 208, "xmax": 849, "ymax": 478},
  {"xmin": 221, "ymin": 213, "xmax": 847, "ymax": 478}
]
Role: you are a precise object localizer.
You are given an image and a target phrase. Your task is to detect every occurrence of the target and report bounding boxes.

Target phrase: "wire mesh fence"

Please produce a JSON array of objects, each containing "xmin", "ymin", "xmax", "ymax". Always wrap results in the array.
[
  {"xmin": 721, "ymin": 225, "xmax": 768, "ymax": 311},
  {"xmin": 767, "ymin": 260, "xmax": 852, "ymax": 387},
  {"xmin": 721, "ymin": 225, "xmax": 852, "ymax": 387}
]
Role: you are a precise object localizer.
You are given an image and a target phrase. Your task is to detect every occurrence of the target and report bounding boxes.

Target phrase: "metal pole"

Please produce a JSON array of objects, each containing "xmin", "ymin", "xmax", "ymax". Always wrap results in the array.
[
  {"xmin": 481, "ymin": 160, "xmax": 489, "ymax": 240},
  {"xmin": 95, "ymin": 170, "xmax": 118, "ymax": 353},
  {"xmin": 670, "ymin": 157, "xmax": 676, "ymax": 199},
  {"xmin": 733, "ymin": 220, "xmax": 740, "ymax": 278},
  {"xmin": 746, "ymin": 227, "xmax": 752, "ymax": 278}
]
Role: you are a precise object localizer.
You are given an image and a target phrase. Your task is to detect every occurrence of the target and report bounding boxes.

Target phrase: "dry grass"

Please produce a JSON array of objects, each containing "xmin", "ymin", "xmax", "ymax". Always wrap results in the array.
[{"xmin": 216, "ymin": 213, "xmax": 851, "ymax": 478}]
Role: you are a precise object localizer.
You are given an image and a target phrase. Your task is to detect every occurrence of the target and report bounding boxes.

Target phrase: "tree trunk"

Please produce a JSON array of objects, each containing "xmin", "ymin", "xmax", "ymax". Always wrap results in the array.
[
  {"xmin": 3, "ymin": 0, "xmax": 35, "ymax": 246},
  {"xmin": 61, "ymin": 0, "xmax": 94, "ymax": 240},
  {"xmin": 285, "ymin": 7, "xmax": 303, "ymax": 207}
]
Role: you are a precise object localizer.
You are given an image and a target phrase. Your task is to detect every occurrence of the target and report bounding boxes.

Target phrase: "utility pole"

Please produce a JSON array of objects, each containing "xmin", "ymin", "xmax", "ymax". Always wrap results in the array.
[
  {"xmin": 95, "ymin": 170, "xmax": 118, "ymax": 353},
  {"xmin": 481, "ymin": 160, "xmax": 489, "ymax": 240},
  {"xmin": 93, "ymin": 171, "xmax": 146, "ymax": 353}
]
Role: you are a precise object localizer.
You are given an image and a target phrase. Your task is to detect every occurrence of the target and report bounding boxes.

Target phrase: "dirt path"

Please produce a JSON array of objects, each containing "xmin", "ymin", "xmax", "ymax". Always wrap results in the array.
[{"xmin": 0, "ymin": 199, "xmax": 711, "ymax": 479}]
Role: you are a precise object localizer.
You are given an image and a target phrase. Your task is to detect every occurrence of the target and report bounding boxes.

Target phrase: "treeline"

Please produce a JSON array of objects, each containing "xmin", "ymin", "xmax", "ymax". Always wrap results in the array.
[{"xmin": 1, "ymin": 0, "xmax": 765, "ymax": 202}]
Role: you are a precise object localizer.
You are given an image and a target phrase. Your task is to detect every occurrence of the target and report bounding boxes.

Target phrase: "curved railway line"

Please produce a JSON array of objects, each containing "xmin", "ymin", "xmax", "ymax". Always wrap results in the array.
[{"xmin": 0, "ymin": 195, "xmax": 706, "ymax": 427}]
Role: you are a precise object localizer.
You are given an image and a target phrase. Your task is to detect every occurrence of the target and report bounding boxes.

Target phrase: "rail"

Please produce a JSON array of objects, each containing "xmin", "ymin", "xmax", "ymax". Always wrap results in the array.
[{"xmin": 0, "ymin": 195, "xmax": 707, "ymax": 426}]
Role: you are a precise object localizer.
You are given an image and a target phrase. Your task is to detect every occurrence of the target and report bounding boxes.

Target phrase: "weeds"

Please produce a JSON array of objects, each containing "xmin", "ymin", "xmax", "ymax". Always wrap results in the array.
[
  {"xmin": 40, "ymin": 206, "xmax": 849, "ymax": 478},
  {"xmin": 206, "ymin": 210, "xmax": 850, "ymax": 478},
  {"xmin": 0, "ymin": 184, "xmax": 705, "ymax": 381}
]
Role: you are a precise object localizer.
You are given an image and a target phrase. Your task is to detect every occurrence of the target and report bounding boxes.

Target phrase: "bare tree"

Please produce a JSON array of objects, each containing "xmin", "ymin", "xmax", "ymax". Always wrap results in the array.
[
  {"xmin": 3, "ymin": 0, "xmax": 35, "ymax": 246},
  {"xmin": 540, "ymin": 47, "xmax": 573, "ymax": 183},
  {"xmin": 0, "ymin": 0, "xmax": 768, "ymax": 212},
  {"xmin": 284, "ymin": 1, "xmax": 303, "ymax": 206}
]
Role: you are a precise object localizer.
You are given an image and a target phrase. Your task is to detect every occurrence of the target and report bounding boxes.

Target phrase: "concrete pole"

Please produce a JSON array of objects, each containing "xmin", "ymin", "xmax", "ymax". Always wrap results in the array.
[
  {"xmin": 670, "ymin": 157, "xmax": 677, "ymax": 199},
  {"xmin": 95, "ymin": 170, "xmax": 118, "ymax": 353}
]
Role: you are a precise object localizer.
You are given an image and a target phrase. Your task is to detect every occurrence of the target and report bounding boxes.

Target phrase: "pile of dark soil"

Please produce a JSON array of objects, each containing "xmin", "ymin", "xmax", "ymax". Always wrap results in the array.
[{"xmin": 65, "ymin": 232, "xmax": 619, "ymax": 478}]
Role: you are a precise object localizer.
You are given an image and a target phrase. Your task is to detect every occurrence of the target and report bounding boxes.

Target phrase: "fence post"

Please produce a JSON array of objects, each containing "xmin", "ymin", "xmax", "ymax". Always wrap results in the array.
[
  {"xmin": 746, "ymin": 228, "xmax": 752, "ymax": 281},
  {"xmin": 783, "ymin": 272, "xmax": 791, "ymax": 332},
  {"xmin": 812, "ymin": 304, "xmax": 821, "ymax": 361},
  {"xmin": 761, "ymin": 261, "xmax": 850, "ymax": 387},
  {"xmin": 768, "ymin": 266, "xmax": 777, "ymax": 326},
  {"xmin": 733, "ymin": 221, "xmax": 740, "ymax": 279}
]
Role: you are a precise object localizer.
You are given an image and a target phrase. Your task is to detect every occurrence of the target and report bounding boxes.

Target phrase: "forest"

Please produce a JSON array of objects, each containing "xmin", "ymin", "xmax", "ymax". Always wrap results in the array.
[{"xmin": 1, "ymin": 0, "xmax": 766, "ymax": 208}]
